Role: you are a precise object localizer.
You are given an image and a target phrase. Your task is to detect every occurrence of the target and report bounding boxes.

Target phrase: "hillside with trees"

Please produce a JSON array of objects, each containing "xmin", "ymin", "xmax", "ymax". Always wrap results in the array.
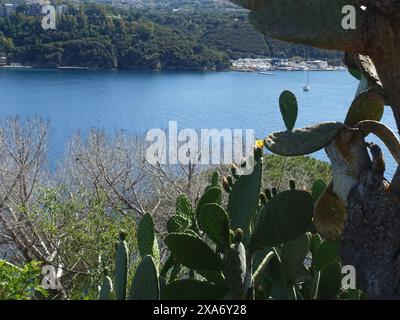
[{"xmin": 0, "ymin": 2, "xmax": 342, "ymax": 70}]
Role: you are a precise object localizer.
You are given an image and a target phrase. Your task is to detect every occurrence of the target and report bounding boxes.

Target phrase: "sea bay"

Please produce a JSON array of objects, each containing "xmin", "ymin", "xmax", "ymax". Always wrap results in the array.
[{"xmin": 0, "ymin": 68, "xmax": 396, "ymax": 176}]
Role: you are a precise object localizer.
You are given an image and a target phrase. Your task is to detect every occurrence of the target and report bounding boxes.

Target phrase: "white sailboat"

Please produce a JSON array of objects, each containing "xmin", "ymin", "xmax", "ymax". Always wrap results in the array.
[{"xmin": 303, "ymin": 55, "xmax": 311, "ymax": 92}]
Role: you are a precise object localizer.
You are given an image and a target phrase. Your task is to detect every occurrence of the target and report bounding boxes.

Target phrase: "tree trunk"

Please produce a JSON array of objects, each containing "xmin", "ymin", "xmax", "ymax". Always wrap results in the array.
[
  {"xmin": 337, "ymin": 12, "xmax": 400, "ymax": 299},
  {"xmin": 341, "ymin": 171, "xmax": 400, "ymax": 299},
  {"xmin": 324, "ymin": 122, "xmax": 400, "ymax": 299}
]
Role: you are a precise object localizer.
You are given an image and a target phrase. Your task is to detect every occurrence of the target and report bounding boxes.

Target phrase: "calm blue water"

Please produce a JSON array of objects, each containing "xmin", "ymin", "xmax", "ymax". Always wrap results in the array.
[{"xmin": 0, "ymin": 68, "xmax": 397, "ymax": 176}]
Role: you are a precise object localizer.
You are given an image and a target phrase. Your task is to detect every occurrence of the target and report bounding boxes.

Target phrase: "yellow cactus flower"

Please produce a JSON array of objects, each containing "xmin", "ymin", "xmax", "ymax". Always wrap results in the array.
[{"xmin": 255, "ymin": 139, "xmax": 265, "ymax": 148}]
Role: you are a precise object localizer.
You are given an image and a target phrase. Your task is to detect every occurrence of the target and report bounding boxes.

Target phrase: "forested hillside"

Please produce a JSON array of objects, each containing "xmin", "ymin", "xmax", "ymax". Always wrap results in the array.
[{"xmin": 0, "ymin": 2, "xmax": 343, "ymax": 69}]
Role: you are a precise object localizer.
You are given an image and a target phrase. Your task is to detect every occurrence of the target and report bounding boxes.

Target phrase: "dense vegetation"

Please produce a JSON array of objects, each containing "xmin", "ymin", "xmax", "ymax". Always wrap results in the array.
[
  {"xmin": 0, "ymin": 2, "xmax": 342, "ymax": 70},
  {"xmin": 0, "ymin": 3, "xmax": 230, "ymax": 70},
  {"xmin": 0, "ymin": 116, "xmax": 332, "ymax": 299}
]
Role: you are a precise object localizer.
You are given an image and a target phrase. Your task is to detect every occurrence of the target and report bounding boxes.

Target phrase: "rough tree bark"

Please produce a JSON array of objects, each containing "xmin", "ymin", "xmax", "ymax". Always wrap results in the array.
[{"xmin": 232, "ymin": 0, "xmax": 400, "ymax": 298}]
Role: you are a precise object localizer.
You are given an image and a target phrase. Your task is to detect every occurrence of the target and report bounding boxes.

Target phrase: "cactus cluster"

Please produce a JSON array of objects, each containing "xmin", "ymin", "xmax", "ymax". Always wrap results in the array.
[
  {"xmin": 97, "ymin": 0, "xmax": 400, "ymax": 301},
  {"xmin": 97, "ymin": 82, "xmax": 384, "ymax": 300},
  {"xmin": 99, "ymin": 152, "xmax": 362, "ymax": 300}
]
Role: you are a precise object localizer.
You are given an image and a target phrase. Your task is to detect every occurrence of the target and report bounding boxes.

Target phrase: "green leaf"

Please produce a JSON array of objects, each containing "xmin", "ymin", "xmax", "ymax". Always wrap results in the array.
[
  {"xmin": 312, "ymin": 240, "xmax": 338, "ymax": 272},
  {"xmin": 279, "ymin": 90, "xmax": 298, "ymax": 131},
  {"xmin": 198, "ymin": 203, "xmax": 231, "ymax": 249},
  {"xmin": 249, "ymin": 190, "xmax": 314, "ymax": 251},
  {"xmin": 164, "ymin": 233, "xmax": 224, "ymax": 271},
  {"xmin": 129, "ymin": 255, "xmax": 160, "ymax": 300},
  {"xmin": 162, "ymin": 280, "xmax": 227, "ymax": 300}
]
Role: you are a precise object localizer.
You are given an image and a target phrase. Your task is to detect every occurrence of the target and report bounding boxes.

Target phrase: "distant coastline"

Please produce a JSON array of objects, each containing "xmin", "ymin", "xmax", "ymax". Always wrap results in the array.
[
  {"xmin": 0, "ymin": 59, "xmax": 346, "ymax": 72},
  {"xmin": 231, "ymin": 58, "xmax": 346, "ymax": 73},
  {"xmin": 0, "ymin": 2, "xmax": 343, "ymax": 74}
]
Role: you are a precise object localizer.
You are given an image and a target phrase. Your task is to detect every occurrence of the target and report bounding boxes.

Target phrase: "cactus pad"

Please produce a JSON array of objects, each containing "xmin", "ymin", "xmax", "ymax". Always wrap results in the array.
[
  {"xmin": 264, "ymin": 122, "xmax": 346, "ymax": 156},
  {"xmin": 313, "ymin": 189, "xmax": 347, "ymax": 242},
  {"xmin": 312, "ymin": 240, "xmax": 338, "ymax": 272},
  {"xmin": 138, "ymin": 213, "xmax": 156, "ymax": 258},
  {"xmin": 130, "ymin": 255, "xmax": 160, "ymax": 300},
  {"xmin": 345, "ymin": 90, "xmax": 385, "ymax": 126},
  {"xmin": 249, "ymin": 190, "xmax": 313, "ymax": 252},
  {"xmin": 115, "ymin": 237, "xmax": 128, "ymax": 300},
  {"xmin": 211, "ymin": 171, "xmax": 220, "ymax": 188},
  {"xmin": 167, "ymin": 215, "xmax": 190, "ymax": 233},
  {"xmin": 198, "ymin": 203, "xmax": 231, "ymax": 249},
  {"xmin": 280, "ymin": 233, "xmax": 310, "ymax": 285},
  {"xmin": 195, "ymin": 187, "xmax": 222, "ymax": 221},
  {"xmin": 223, "ymin": 242, "xmax": 247, "ymax": 299},
  {"xmin": 176, "ymin": 194, "xmax": 194, "ymax": 220},
  {"xmin": 312, "ymin": 179, "xmax": 327, "ymax": 203},
  {"xmin": 279, "ymin": 90, "xmax": 298, "ymax": 131},
  {"xmin": 99, "ymin": 275, "xmax": 113, "ymax": 300},
  {"xmin": 164, "ymin": 233, "xmax": 224, "ymax": 271},
  {"xmin": 248, "ymin": 0, "xmax": 363, "ymax": 51},
  {"xmin": 227, "ymin": 156, "xmax": 263, "ymax": 237},
  {"xmin": 316, "ymin": 259, "xmax": 343, "ymax": 299}
]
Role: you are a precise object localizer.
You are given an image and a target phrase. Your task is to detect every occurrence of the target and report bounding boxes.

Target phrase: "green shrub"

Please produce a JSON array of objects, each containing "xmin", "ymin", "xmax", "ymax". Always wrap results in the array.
[{"xmin": 0, "ymin": 260, "xmax": 46, "ymax": 300}]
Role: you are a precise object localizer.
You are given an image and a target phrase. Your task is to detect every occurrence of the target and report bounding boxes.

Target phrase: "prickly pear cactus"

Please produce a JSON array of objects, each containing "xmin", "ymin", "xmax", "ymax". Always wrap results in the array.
[
  {"xmin": 138, "ymin": 213, "xmax": 160, "ymax": 267},
  {"xmin": 165, "ymin": 233, "xmax": 224, "ymax": 271},
  {"xmin": 115, "ymin": 231, "xmax": 128, "ymax": 300},
  {"xmin": 223, "ymin": 241, "xmax": 247, "ymax": 299},
  {"xmin": 226, "ymin": 147, "xmax": 263, "ymax": 239},
  {"xmin": 279, "ymin": 90, "xmax": 298, "ymax": 131},
  {"xmin": 176, "ymin": 193, "xmax": 194, "ymax": 221},
  {"xmin": 264, "ymin": 122, "xmax": 346, "ymax": 156},
  {"xmin": 129, "ymin": 255, "xmax": 160, "ymax": 300},
  {"xmin": 167, "ymin": 215, "xmax": 190, "ymax": 233},
  {"xmin": 344, "ymin": 90, "xmax": 384, "ymax": 126},
  {"xmin": 249, "ymin": 186, "xmax": 314, "ymax": 252},
  {"xmin": 198, "ymin": 203, "xmax": 231, "ymax": 250},
  {"xmin": 313, "ymin": 188, "xmax": 347, "ymax": 242},
  {"xmin": 99, "ymin": 269, "xmax": 113, "ymax": 300},
  {"xmin": 246, "ymin": 0, "xmax": 364, "ymax": 50}
]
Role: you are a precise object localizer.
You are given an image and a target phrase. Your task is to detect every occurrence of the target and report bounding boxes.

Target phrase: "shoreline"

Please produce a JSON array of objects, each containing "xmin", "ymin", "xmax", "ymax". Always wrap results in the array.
[{"xmin": 0, "ymin": 65, "xmax": 346, "ymax": 73}]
